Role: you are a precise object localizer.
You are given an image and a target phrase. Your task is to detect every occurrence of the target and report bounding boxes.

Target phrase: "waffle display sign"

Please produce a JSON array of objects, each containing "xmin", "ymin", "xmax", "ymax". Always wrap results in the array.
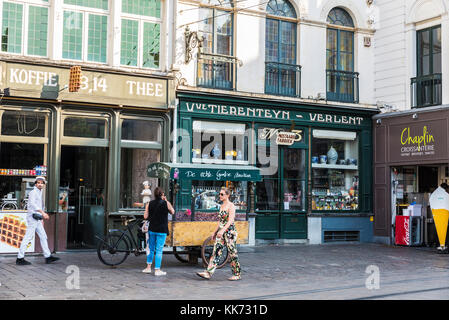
[{"xmin": 0, "ymin": 213, "xmax": 35, "ymax": 253}]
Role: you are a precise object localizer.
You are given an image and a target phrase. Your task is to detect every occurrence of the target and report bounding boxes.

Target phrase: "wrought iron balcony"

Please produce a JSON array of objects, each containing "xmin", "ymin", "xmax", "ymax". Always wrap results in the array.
[
  {"xmin": 265, "ymin": 62, "xmax": 301, "ymax": 97},
  {"xmin": 411, "ymin": 73, "xmax": 442, "ymax": 108},
  {"xmin": 326, "ymin": 69, "xmax": 359, "ymax": 103},
  {"xmin": 197, "ymin": 53, "xmax": 240, "ymax": 91}
]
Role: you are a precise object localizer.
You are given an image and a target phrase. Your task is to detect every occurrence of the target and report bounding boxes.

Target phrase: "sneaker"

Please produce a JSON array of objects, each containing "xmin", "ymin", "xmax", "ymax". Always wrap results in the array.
[
  {"xmin": 45, "ymin": 256, "xmax": 60, "ymax": 264},
  {"xmin": 154, "ymin": 269, "xmax": 166, "ymax": 276},
  {"xmin": 142, "ymin": 267, "xmax": 152, "ymax": 273},
  {"xmin": 16, "ymin": 258, "xmax": 31, "ymax": 266}
]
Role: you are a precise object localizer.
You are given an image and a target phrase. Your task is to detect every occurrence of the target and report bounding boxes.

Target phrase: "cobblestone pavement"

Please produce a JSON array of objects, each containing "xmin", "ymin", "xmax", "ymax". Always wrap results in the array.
[{"xmin": 1, "ymin": 243, "xmax": 449, "ymax": 300}]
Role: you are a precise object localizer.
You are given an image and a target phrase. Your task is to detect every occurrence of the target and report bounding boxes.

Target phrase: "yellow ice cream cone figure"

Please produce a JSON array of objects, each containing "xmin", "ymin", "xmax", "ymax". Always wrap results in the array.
[{"xmin": 429, "ymin": 186, "xmax": 449, "ymax": 251}]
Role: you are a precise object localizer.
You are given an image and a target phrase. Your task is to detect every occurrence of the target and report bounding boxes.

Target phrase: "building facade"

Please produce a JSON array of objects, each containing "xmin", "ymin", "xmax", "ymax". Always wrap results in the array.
[
  {"xmin": 373, "ymin": 0, "xmax": 449, "ymax": 245},
  {"xmin": 174, "ymin": 0, "xmax": 379, "ymax": 244},
  {"xmin": 0, "ymin": 0, "xmax": 176, "ymax": 253}
]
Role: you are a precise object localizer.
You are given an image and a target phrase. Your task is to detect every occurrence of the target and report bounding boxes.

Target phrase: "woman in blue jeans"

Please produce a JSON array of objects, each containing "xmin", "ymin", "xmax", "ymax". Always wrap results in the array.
[{"xmin": 142, "ymin": 187, "xmax": 174, "ymax": 276}]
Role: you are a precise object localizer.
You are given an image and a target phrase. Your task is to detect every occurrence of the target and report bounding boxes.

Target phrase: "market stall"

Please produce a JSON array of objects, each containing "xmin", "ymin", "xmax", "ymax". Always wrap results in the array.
[{"xmin": 147, "ymin": 162, "xmax": 261, "ymax": 264}]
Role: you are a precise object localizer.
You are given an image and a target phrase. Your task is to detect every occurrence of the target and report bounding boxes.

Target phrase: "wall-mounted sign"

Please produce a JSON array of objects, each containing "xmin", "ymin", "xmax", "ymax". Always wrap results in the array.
[
  {"xmin": 0, "ymin": 62, "xmax": 168, "ymax": 109},
  {"xmin": 259, "ymin": 128, "xmax": 303, "ymax": 146},
  {"xmin": 181, "ymin": 101, "xmax": 368, "ymax": 127},
  {"xmin": 389, "ymin": 120, "xmax": 447, "ymax": 162}
]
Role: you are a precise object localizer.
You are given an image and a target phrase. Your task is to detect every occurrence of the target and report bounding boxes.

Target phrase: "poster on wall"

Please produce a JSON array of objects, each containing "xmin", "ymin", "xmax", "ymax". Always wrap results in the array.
[{"xmin": 0, "ymin": 212, "xmax": 35, "ymax": 253}]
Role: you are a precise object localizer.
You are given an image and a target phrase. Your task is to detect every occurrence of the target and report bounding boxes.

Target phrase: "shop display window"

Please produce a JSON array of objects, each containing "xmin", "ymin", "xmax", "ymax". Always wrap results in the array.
[
  {"xmin": 0, "ymin": 143, "xmax": 45, "ymax": 210},
  {"xmin": 121, "ymin": 119, "xmax": 161, "ymax": 142},
  {"xmin": 1, "ymin": 111, "xmax": 47, "ymax": 137},
  {"xmin": 177, "ymin": 180, "xmax": 247, "ymax": 221},
  {"xmin": 311, "ymin": 130, "xmax": 359, "ymax": 211},
  {"xmin": 119, "ymin": 148, "xmax": 160, "ymax": 209},
  {"xmin": 191, "ymin": 121, "xmax": 248, "ymax": 164},
  {"xmin": 392, "ymin": 166, "xmax": 418, "ymax": 213},
  {"xmin": 64, "ymin": 117, "xmax": 106, "ymax": 139}
]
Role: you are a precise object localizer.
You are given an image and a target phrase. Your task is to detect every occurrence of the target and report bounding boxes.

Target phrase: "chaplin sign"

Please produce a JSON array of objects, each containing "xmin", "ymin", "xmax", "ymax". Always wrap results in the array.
[{"xmin": 389, "ymin": 120, "xmax": 447, "ymax": 162}]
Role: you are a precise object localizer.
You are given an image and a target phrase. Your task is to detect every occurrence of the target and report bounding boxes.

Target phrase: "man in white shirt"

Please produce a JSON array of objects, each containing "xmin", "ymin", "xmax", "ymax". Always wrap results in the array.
[{"xmin": 16, "ymin": 176, "xmax": 60, "ymax": 265}]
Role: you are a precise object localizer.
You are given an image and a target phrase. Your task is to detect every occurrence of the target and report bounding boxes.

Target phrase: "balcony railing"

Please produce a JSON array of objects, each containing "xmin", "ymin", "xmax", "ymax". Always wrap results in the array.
[
  {"xmin": 326, "ymin": 69, "xmax": 359, "ymax": 103},
  {"xmin": 265, "ymin": 62, "xmax": 301, "ymax": 97},
  {"xmin": 197, "ymin": 53, "xmax": 239, "ymax": 90},
  {"xmin": 411, "ymin": 73, "xmax": 442, "ymax": 108}
]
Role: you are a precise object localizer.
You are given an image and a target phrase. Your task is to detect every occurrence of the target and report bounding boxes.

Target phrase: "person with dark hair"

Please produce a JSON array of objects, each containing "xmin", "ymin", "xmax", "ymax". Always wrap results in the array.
[
  {"xmin": 142, "ymin": 187, "xmax": 174, "ymax": 276},
  {"xmin": 196, "ymin": 187, "xmax": 241, "ymax": 281},
  {"xmin": 16, "ymin": 176, "xmax": 60, "ymax": 265}
]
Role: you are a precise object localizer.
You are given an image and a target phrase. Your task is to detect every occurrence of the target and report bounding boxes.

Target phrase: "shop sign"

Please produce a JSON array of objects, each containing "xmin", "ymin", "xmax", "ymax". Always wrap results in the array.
[
  {"xmin": 0, "ymin": 212, "xmax": 35, "ymax": 254},
  {"xmin": 389, "ymin": 120, "xmax": 447, "ymax": 162},
  {"xmin": 259, "ymin": 128, "xmax": 303, "ymax": 145},
  {"xmin": 0, "ymin": 62, "xmax": 168, "ymax": 109},
  {"xmin": 182, "ymin": 102, "xmax": 367, "ymax": 126}
]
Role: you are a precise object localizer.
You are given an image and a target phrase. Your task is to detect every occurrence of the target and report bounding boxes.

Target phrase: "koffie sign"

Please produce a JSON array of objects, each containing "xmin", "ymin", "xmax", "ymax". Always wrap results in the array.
[{"xmin": 389, "ymin": 120, "xmax": 447, "ymax": 162}]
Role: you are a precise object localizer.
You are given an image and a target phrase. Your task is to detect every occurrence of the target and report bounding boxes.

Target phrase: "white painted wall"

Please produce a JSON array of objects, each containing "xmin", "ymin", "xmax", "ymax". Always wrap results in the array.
[
  {"xmin": 374, "ymin": 0, "xmax": 449, "ymax": 111},
  {"xmin": 176, "ymin": 0, "xmax": 377, "ymax": 106}
]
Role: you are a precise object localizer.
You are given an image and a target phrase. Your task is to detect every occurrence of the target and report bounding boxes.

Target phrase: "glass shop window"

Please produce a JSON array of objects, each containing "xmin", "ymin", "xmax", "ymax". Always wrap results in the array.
[
  {"xmin": 1, "ymin": 111, "xmax": 47, "ymax": 137},
  {"xmin": 119, "ymin": 118, "xmax": 163, "ymax": 210},
  {"xmin": 64, "ymin": 117, "xmax": 106, "ymax": 139},
  {"xmin": 182, "ymin": 180, "xmax": 247, "ymax": 222},
  {"xmin": 119, "ymin": 148, "xmax": 160, "ymax": 209},
  {"xmin": 0, "ymin": 143, "xmax": 45, "ymax": 210},
  {"xmin": 191, "ymin": 121, "xmax": 248, "ymax": 164},
  {"xmin": 311, "ymin": 130, "xmax": 359, "ymax": 211},
  {"xmin": 121, "ymin": 119, "xmax": 161, "ymax": 142}
]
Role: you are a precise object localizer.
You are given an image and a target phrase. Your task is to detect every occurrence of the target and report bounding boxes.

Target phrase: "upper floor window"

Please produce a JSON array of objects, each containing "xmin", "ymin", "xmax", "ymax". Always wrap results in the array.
[
  {"xmin": 1, "ymin": 0, "xmax": 49, "ymax": 57},
  {"xmin": 62, "ymin": 0, "xmax": 109, "ymax": 63},
  {"xmin": 412, "ymin": 25, "xmax": 441, "ymax": 108},
  {"xmin": 120, "ymin": 0, "xmax": 161, "ymax": 69},
  {"xmin": 326, "ymin": 7, "xmax": 358, "ymax": 103},
  {"xmin": 264, "ymin": 0, "xmax": 300, "ymax": 97},
  {"xmin": 197, "ymin": 0, "xmax": 234, "ymax": 89}
]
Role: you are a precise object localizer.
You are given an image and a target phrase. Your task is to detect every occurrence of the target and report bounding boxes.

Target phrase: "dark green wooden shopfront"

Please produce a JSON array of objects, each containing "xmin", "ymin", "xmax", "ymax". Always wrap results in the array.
[{"xmin": 176, "ymin": 90, "xmax": 376, "ymax": 241}]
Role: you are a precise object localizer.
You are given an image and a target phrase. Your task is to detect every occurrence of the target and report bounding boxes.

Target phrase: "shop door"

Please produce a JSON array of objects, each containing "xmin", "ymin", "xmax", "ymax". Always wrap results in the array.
[
  {"xmin": 280, "ymin": 148, "xmax": 307, "ymax": 239},
  {"xmin": 255, "ymin": 147, "xmax": 307, "ymax": 239},
  {"xmin": 60, "ymin": 146, "xmax": 108, "ymax": 249}
]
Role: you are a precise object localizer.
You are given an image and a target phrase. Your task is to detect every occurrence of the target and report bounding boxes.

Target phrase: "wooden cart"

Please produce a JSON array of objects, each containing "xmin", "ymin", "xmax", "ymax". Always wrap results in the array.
[{"xmin": 147, "ymin": 162, "xmax": 261, "ymax": 267}]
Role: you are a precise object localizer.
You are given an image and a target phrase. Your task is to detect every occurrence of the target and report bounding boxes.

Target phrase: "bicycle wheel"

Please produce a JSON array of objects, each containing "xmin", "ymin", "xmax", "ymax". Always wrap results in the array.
[
  {"xmin": 97, "ymin": 233, "xmax": 131, "ymax": 266},
  {"xmin": 173, "ymin": 246, "xmax": 189, "ymax": 263},
  {"xmin": 201, "ymin": 236, "xmax": 229, "ymax": 269}
]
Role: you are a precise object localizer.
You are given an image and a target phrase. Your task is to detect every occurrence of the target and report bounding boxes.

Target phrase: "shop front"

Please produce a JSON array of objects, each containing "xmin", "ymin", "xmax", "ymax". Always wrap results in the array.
[
  {"xmin": 0, "ymin": 60, "xmax": 173, "ymax": 253},
  {"xmin": 176, "ymin": 89, "xmax": 376, "ymax": 244},
  {"xmin": 373, "ymin": 106, "xmax": 449, "ymax": 246}
]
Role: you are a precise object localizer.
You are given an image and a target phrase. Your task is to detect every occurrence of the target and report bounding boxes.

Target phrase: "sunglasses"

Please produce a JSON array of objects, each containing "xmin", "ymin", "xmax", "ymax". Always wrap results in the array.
[{"xmin": 219, "ymin": 193, "xmax": 226, "ymax": 196}]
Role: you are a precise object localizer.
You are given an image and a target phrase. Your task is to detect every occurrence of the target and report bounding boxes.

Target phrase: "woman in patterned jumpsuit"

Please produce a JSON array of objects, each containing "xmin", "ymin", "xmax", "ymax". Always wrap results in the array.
[{"xmin": 196, "ymin": 187, "xmax": 241, "ymax": 281}]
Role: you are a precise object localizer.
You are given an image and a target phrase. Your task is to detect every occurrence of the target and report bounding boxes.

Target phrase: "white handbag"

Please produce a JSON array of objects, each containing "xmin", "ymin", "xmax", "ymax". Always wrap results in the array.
[{"xmin": 141, "ymin": 220, "xmax": 149, "ymax": 233}]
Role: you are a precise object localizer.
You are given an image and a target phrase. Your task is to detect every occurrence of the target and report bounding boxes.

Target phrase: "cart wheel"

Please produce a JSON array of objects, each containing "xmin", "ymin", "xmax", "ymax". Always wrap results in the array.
[
  {"xmin": 97, "ymin": 233, "xmax": 130, "ymax": 266},
  {"xmin": 201, "ymin": 236, "xmax": 229, "ymax": 269},
  {"xmin": 173, "ymin": 246, "xmax": 189, "ymax": 263}
]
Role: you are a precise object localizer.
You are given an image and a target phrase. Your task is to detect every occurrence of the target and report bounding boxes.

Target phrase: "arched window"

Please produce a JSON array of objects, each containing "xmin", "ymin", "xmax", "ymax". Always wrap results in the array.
[
  {"xmin": 265, "ymin": 0, "xmax": 300, "ymax": 97},
  {"xmin": 197, "ymin": 0, "xmax": 234, "ymax": 89},
  {"xmin": 326, "ymin": 7, "xmax": 358, "ymax": 103}
]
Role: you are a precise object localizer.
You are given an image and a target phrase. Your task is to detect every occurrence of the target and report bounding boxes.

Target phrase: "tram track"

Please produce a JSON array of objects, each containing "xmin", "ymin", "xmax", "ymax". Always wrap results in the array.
[{"xmin": 240, "ymin": 274, "xmax": 449, "ymax": 300}]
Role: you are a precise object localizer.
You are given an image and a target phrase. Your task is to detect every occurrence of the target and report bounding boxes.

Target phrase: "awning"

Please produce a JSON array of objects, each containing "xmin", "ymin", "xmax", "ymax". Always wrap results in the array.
[{"xmin": 147, "ymin": 162, "xmax": 261, "ymax": 182}]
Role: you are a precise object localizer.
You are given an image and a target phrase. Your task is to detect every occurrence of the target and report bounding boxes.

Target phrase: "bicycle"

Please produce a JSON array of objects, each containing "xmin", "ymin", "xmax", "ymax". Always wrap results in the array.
[{"xmin": 96, "ymin": 216, "xmax": 148, "ymax": 266}]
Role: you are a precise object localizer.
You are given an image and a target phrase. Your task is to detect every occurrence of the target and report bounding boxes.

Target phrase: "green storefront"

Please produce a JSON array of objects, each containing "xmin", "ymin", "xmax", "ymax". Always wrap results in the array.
[{"xmin": 176, "ymin": 89, "xmax": 377, "ymax": 243}]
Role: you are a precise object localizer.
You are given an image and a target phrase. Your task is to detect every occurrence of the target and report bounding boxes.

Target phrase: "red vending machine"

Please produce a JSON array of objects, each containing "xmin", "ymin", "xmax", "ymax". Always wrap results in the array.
[{"xmin": 395, "ymin": 216, "xmax": 423, "ymax": 246}]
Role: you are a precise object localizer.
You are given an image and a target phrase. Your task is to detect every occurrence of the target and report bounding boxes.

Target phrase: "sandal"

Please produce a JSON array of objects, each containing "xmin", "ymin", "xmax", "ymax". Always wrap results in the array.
[
  {"xmin": 196, "ymin": 271, "xmax": 211, "ymax": 280},
  {"xmin": 228, "ymin": 275, "xmax": 241, "ymax": 281}
]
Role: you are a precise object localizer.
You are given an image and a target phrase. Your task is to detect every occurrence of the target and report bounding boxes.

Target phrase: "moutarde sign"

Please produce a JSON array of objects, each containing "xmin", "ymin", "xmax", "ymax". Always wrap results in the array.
[
  {"xmin": 388, "ymin": 119, "xmax": 447, "ymax": 162},
  {"xmin": 0, "ymin": 62, "xmax": 168, "ymax": 109}
]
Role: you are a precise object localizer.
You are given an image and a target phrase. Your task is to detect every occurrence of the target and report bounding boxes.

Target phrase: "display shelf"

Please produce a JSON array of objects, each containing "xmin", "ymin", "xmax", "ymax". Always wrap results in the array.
[
  {"xmin": 0, "ymin": 174, "xmax": 46, "ymax": 177},
  {"xmin": 192, "ymin": 158, "xmax": 249, "ymax": 165},
  {"xmin": 312, "ymin": 163, "xmax": 358, "ymax": 170}
]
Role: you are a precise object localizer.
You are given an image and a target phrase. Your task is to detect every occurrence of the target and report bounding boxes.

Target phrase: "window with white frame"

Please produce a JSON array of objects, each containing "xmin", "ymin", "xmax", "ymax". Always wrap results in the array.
[
  {"xmin": 120, "ymin": 0, "xmax": 161, "ymax": 69},
  {"xmin": 62, "ymin": 0, "xmax": 109, "ymax": 63},
  {"xmin": 1, "ymin": 0, "xmax": 50, "ymax": 57}
]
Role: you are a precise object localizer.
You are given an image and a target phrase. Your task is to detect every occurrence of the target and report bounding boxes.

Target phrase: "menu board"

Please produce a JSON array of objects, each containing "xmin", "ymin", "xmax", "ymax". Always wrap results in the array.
[{"xmin": 0, "ymin": 211, "xmax": 35, "ymax": 253}]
